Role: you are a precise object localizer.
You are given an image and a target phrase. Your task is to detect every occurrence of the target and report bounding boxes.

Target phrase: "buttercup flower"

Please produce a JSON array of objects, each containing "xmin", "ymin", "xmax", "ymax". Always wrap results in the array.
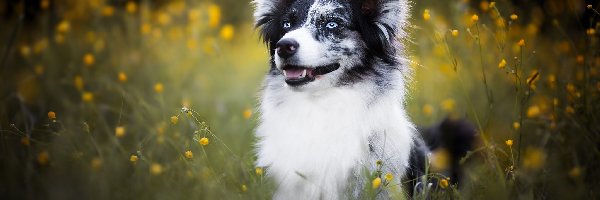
[
  {"xmin": 439, "ymin": 178, "xmax": 449, "ymax": 189},
  {"xmin": 372, "ymin": 177, "xmax": 382, "ymax": 189},
  {"xmin": 185, "ymin": 150, "xmax": 193, "ymax": 159},
  {"xmin": 130, "ymin": 155, "xmax": 138, "ymax": 162},
  {"xmin": 199, "ymin": 137, "xmax": 209, "ymax": 146},
  {"xmin": 506, "ymin": 139, "xmax": 513, "ymax": 147},
  {"xmin": 115, "ymin": 126, "xmax": 126, "ymax": 138},
  {"xmin": 498, "ymin": 59, "xmax": 507, "ymax": 69}
]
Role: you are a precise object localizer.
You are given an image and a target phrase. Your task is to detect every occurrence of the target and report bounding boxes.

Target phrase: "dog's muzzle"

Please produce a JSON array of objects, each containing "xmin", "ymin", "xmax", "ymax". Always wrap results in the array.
[{"xmin": 275, "ymin": 39, "xmax": 341, "ymax": 86}]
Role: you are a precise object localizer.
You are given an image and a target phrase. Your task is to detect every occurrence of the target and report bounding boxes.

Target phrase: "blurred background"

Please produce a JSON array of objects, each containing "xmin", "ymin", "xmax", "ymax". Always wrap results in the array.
[{"xmin": 0, "ymin": 0, "xmax": 598, "ymax": 199}]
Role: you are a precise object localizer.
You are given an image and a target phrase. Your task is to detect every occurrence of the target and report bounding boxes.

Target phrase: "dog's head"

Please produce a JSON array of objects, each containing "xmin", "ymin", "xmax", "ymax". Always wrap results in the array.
[{"xmin": 253, "ymin": 0, "xmax": 410, "ymax": 90}]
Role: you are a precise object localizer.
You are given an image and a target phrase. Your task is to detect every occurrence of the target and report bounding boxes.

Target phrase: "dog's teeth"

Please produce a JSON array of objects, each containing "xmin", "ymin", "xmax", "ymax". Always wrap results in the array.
[
  {"xmin": 301, "ymin": 69, "xmax": 307, "ymax": 78},
  {"xmin": 283, "ymin": 70, "xmax": 287, "ymax": 77}
]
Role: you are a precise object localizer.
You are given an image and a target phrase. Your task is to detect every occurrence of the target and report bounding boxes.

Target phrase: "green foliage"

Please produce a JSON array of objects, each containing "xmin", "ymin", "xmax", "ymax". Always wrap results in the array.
[{"xmin": 1, "ymin": 0, "xmax": 599, "ymax": 199}]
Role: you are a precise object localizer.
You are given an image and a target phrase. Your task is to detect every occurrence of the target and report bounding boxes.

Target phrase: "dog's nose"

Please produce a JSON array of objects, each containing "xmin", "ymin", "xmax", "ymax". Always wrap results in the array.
[{"xmin": 276, "ymin": 39, "xmax": 299, "ymax": 59}]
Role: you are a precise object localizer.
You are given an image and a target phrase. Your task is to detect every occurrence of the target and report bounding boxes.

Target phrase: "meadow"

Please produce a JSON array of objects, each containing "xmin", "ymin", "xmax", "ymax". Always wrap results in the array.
[{"xmin": 0, "ymin": 0, "xmax": 598, "ymax": 199}]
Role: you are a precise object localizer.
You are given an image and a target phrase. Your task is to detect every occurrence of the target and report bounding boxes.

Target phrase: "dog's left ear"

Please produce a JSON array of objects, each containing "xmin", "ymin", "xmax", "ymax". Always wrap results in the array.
[{"xmin": 360, "ymin": 0, "xmax": 411, "ymax": 39}]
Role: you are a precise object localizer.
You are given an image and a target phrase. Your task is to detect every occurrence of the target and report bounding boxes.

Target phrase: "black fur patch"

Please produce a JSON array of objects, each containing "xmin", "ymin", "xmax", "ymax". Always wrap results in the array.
[{"xmin": 255, "ymin": 0, "xmax": 314, "ymax": 56}]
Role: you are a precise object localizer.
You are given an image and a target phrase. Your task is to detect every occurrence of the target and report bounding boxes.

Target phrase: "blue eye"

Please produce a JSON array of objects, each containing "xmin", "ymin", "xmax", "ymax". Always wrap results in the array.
[
  {"xmin": 283, "ymin": 22, "xmax": 291, "ymax": 29},
  {"xmin": 325, "ymin": 22, "xmax": 338, "ymax": 29}
]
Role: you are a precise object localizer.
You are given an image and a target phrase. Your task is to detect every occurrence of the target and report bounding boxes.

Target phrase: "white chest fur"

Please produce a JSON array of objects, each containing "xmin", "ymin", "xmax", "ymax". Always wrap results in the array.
[{"xmin": 256, "ymin": 81, "xmax": 415, "ymax": 199}]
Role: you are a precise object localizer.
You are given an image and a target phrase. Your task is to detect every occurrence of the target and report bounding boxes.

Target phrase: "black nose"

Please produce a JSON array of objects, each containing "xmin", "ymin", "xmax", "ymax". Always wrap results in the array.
[{"xmin": 276, "ymin": 39, "xmax": 299, "ymax": 59}]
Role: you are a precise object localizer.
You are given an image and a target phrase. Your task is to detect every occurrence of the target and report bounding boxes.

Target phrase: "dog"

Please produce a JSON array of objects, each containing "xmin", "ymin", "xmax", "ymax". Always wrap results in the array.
[{"xmin": 252, "ymin": 0, "xmax": 474, "ymax": 199}]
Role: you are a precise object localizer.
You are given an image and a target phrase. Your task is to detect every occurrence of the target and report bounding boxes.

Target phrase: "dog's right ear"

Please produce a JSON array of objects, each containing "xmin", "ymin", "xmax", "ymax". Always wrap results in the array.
[
  {"xmin": 252, "ymin": 0, "xmax": 277, "ymax": 24},
  {"xmin": 252, "ymin": 0, "xmax": 293, "ymax": 54}
]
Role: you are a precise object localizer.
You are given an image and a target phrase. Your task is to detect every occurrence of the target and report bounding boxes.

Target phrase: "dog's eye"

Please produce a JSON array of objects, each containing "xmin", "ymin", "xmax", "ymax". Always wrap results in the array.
[
  {"xmin": 282, "ymin": 22, "xmax": 291, "ymax": 29},
  {"xmin": 325, "ymin": 22, "xmax": 338, "ymax": 29}
]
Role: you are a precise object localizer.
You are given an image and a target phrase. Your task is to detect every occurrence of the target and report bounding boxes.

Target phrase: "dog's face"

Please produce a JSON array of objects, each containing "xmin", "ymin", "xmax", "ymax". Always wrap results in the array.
[{"xmin": 254, "ymin": 0, "xmax": 410, "ymax": 90}]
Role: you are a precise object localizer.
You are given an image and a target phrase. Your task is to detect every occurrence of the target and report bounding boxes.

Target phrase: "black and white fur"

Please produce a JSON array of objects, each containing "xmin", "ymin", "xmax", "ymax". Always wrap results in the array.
[{"xmin": 252, "ymin": 0, "xmax": 470, "ymax": 199}]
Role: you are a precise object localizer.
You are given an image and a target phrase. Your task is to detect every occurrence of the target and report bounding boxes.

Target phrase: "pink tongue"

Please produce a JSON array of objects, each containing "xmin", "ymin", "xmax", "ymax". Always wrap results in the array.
[{"xmin": 284, "ymin": 69, "xmax": 305, "ymax": 79}]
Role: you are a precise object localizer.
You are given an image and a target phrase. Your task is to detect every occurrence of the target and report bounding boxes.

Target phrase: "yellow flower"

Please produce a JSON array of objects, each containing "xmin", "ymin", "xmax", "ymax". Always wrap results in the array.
[
  {"xmin": 102, "ymin": 6, "xmax": 115, "ymax": 17},
  {"xmin": 47, "ymin": 111, "xmax": 56, "ymax": 119},
  {"xmin": 439, "ymin": 178, "xmax": 449, "ymax": 189},
  {"xmin": 256, "ymin": 167, "xmax": 264, "ymax": 176},
  {"xmin": 565, "ymin": 106, "xmax": 575, "ymax": 114},
  {"xmin": 157, "ymin": 12, "xmax": 171, "ymax": 26},
  {"xmin": 40, "ymin": 0, "xmax": 50, "ymax": 9},
  {"xmin": 21, "ymin": 137, "xmax": 30, "ymax": 146},
  {"xmin": 505, "ymin": 139, "xmax": 513, "ymax": 147},
  {"xmin": 566, "ymin": 83, "xmax": 576, "ymax": 94},
  {"xmin": 495, "ymin": 18, "xmax": 506, "ymax": 28},
  {"xmin": 208, "ymin": 4, "xmax": 221, "ymax": 28},
  {"xmin": 154, "ymin": 83, "xmax": 164, "ymax": 93},
  {"xmin": 118, "ymin": 72, "xmax": 127, "ymax": 82},
  {"xmin": 513, "ymin": 122, "xmax": 520, "ymax": 130},
  {"xmin": 526, "ymin": 105, "xmax": 541, "ymax": 118},
  {"xmin": 130, "ymin": 155, "xmax": 139, "ymax": 162},
  {"xmin": 20, "ymin": 45, "xmax": 31, "ymax": 57},
  {"xmin": 38, "ymin": 150, "xmax": 49, "ymax": 165},
  {"xmin": 441, "ymin": 99, "xmax": 455, "ymax": 112},
  {"xmin": 170, "ymin": 116, "xmax": 178, "ymax": 125},
  {"xmin": 150, "ymin": 163, "xmax": 163, "ymax": 175},
  {"xmin": 372, "ymin": 177, "xmax": 382, "ymax": 189},
  {"xmin": 423, "ymin": 9, "xmax": 431, "ymax": 21},
  {"xmin": 35, "ymin": 65, "xmax": 44, "ymax": 75},
  {"xmin": 74, "ymin": 75, "xmax": 84, "ymax": 90},
  {"xmin": 199, "ymin": 137, "xmax": 209, "ymax": 146},
  {"xmin": 489, "ymin": 2, "xmax": 496, "ymax": 8},
  {"xmin": 115, "ymin": 126, "xmax": 126, "ymax": 138},
  {"xmin": 83, "ymin": 53, "xmax": 95, "ymax": 66},
  {"xmin": 498, "ymin": 59, "xmax": 507, "ymax": 69},
  {"xmin": 576, "ymin": 55, "xmax": 584, "ymax": 64},
  {"xmin": 523, "ymin": 147, "xmax": 545, "ymax": 170},
  {"xmin": 450, "ymin": 29, "xmax": 459, "ymax": 37},
  {"xmin": 431, "ymin": 148, "xmax": 449, "ymax": 171},
  {"xmin": 141, "ymin": 23, "xmax": 152, "ymax": 35},
  {"xmin": 56, "ymin": 20, "xmax": 70, "ymax": 33},
  {"xmin": 384, "ymin": 173, "xmax": 393, "ymax": 182},
  {"xmin": 91, "ymin": 157, "xmax": 103, "ymax": 170},
  {"xmin": 510, "ymin": 14, "xmax": 518, "ymax": 21},
  {"xmin": 126, "ymin": 1, "xmax": 137, "ymax": 14},
  {"xmin": 186, "ymin": 39, "xmax": 198, "ymax": 50},
  {"xmin": 587, "ymin": 28, "xmax": 596, "ymax": 35},
  {"xmin": 185, "ymin": 150, "xmax": 193, "ymax": 159},
  {"xmin": 480, "ymin": 1, "xmax": 489, "ymax": 11},
  {"xmin": 220, "ymin": 24, "xmax": 235, "ymax": 41},
  {"xmin": 82, "ymin": 92, "xmax": 94, "ymax": 102},
  {"xmin": 188, "ymin": 9, "xmax": 201, "ymax": 23},
  {"xmin": 569, "ymin": 166, "xmax": 581, "ymax": 178},
  {"xmin": 517, "ymin": 39, "xmax": 525, "ymax": 46},
  {"xmin": 243, "ymin": 109, "xmax": 252, "ymax": 119},
  {"xmin": 241, "ymin": 184, "xmax": 248, "ymax": 192},
  {"xmin": 422, "ymin": 104, "xmax": 434, "ymax": 116},
  {"xmin": 471, "ymin": 14, "xmax": 479, "ymax": 23}
]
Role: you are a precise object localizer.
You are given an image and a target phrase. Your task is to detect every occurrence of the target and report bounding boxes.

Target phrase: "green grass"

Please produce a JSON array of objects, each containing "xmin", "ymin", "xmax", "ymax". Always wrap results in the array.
[{"xmin": 1, "ymin": 0, "xmax": 599, "ymax": 199}]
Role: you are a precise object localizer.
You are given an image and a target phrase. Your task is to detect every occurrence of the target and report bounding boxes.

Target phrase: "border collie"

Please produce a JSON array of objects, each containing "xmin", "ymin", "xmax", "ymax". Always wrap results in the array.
[{"xmin": 252, "ymin": 0, "xmax": 474, "ymax": 199}]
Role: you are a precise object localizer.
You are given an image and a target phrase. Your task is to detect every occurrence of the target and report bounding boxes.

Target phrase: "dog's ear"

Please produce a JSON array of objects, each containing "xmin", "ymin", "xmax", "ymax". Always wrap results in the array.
[
  {"xmin": 356, "ymin": 0, "xmax": 410, "ymax": 64},
  {"xmin": 252, "ymin": 0, "xmax": 292, "ymax": 52},
  {"xmin": 359, "ymin": 0, "xmax": 411, "ymax": 38},
  {"xmin": 252, "ymin": 0, "xmax": 277, "ymax": 24}
]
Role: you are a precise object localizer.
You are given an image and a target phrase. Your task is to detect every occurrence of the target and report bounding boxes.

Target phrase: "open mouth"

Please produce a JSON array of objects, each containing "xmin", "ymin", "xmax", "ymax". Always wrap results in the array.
[{"xmin": 282, "ymin": 63, "xmax": 340, "ymax": 86}]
